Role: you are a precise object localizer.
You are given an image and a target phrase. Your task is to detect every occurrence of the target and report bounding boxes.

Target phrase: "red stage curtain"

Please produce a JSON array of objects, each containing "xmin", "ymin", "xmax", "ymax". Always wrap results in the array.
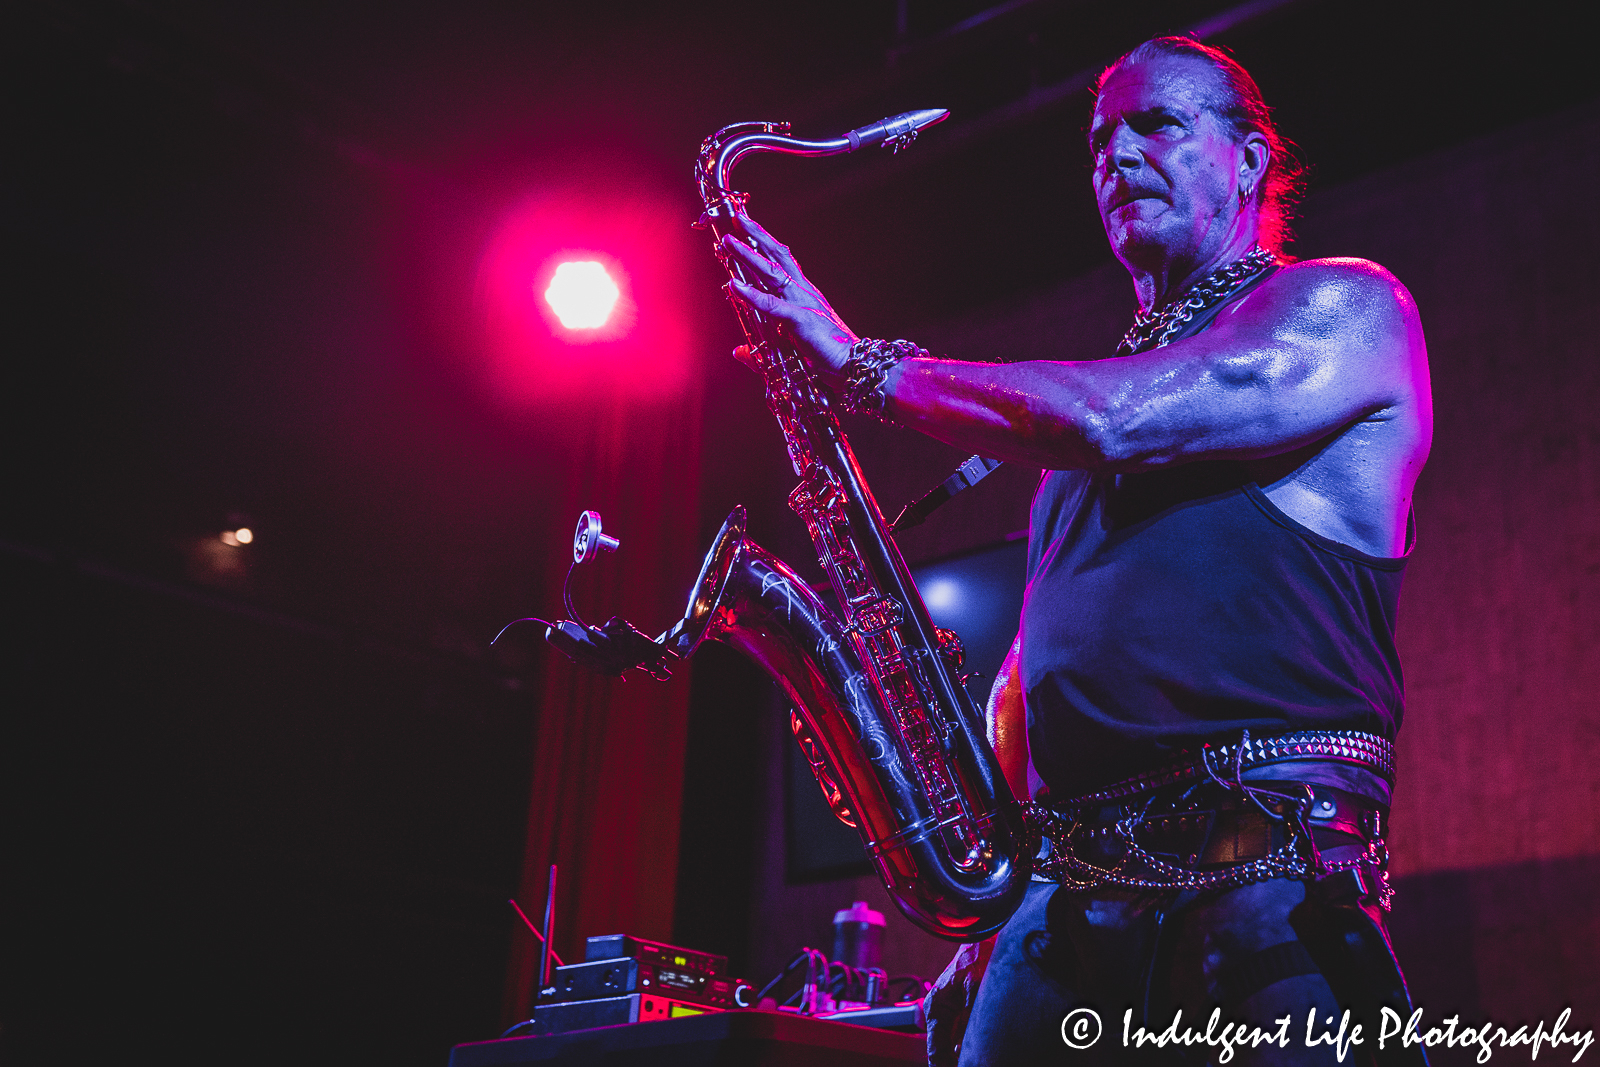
[{"xmin": 503, "ymin": 389, "xmax": 703, "ymax": 1022}]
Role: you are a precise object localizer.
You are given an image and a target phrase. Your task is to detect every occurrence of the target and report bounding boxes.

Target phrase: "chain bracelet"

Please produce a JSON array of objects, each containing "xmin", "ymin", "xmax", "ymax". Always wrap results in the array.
[{"xmin": 840, "ymin": 338, "xmax": 925, "ymax": 418}]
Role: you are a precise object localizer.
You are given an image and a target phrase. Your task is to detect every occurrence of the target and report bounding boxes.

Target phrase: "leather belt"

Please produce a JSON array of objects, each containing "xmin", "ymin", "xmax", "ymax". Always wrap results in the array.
[{"xmin": 1053, "ymin": 729, "xmax": 1395, "ymax": 816}]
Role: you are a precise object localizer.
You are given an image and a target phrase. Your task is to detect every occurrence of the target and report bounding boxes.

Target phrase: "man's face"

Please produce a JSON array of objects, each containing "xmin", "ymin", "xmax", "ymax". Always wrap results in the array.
[{"xmin": 1089, "ymin": 55, "xmax": 1256, "ymax": 269}]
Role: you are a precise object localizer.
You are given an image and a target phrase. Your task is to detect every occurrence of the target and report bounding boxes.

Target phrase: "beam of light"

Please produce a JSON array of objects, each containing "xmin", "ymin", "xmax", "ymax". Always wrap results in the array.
[
  {"xmin": 923, "ymin": 578, "xmax": 961, "ymax": 613},
  {"xmin": 543, "ymin": 261, "xmax": 620, "ymax": 330}
]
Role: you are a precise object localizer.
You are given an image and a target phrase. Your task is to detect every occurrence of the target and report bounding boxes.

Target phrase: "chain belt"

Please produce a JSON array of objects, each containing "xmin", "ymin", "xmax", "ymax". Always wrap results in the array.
[{"xmin": 1020, "ymin": 729, "xmax": 1397, "ymax": 909}]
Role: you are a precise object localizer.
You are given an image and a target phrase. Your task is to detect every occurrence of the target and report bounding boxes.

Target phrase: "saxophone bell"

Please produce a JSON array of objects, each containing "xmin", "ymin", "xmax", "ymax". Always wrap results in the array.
[{"xmin": 668, "ymin": 507, "xmax": 1032, "ymax": 940}]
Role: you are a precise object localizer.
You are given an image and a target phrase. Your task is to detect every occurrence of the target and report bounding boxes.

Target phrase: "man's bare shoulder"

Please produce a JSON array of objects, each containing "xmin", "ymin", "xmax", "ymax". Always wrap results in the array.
[
  {"xmin": 1208, "ymin": 257, "xmax": 1425, "ymax": 385},
  {"xmin": 1247, "ymin": 257, "xmax": 1421, "ymax": 335},
  {"xmin": 1196, "ymin": 254, "xmax": 1429, "ymax": 431}
]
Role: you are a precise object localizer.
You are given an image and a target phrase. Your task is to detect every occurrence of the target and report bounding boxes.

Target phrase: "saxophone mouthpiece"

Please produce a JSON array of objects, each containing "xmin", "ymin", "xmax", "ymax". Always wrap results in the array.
[{"xmin": 845, "ymin": 108, "xmax": 950, "ymax": 153}]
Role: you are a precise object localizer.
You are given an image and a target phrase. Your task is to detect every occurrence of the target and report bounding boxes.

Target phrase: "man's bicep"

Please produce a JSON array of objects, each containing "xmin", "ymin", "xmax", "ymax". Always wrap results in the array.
[{"xmin": 1090, "ymin": 260, "xmax": 1420, "ymax": 467}]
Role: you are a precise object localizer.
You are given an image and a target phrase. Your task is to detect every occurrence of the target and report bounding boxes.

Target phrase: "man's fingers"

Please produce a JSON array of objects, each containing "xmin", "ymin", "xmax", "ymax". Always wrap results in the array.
[
  {"xmin": 721, "ymin": 235, "xmax": 788, "ymax": 290},
  {"xmin": 733, "ymin": 211, "xmax": 775, "ymax": 244},
  {"xmin": 732, "ymin": 240, "xmax": 781, "ymax": 282},
  {"xmin": 730, "ymin": 215, "xmax": 801, "ymax": 273},
  {"xmin": 726, "ymin": 278, "xmax": 787, "ymax": 315},
  {"xmin": 756, "ymin": 233, "xmax": 800, "ymax": 274},
  {"xmin": 727, "ymin": 215, "xmax": 774, "ymax": 257}
]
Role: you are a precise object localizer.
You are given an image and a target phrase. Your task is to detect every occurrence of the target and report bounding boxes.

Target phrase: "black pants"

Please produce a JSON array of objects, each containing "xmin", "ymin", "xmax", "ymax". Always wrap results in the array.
[{"xmin": 956, "ymin": 875, "xmax": 1419, "ymax": 1066}]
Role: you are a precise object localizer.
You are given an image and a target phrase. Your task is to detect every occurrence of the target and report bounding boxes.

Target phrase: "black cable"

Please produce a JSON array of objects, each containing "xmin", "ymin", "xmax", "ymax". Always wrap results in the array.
[
  {"xmin": 561, "ymin": 560, "xmax": 583, "ymax": 626},
  {"xmin": 760, "ymin": 949, "xmax": 907, "ymax": 1012},
  {"xmin": 490, "ymin": 617, "xmax": 558, "ymax": 645},
  {"xmin": 885, "ymin": 974, "xmax": 930, "ymax": 1001},
  {"xmin": 806, "ymin": 949, "xmax": 830, "ymax": 1014},
  {"xmin": 754, "ymin": 949, "xmax": 812, "ymax": 1006}
]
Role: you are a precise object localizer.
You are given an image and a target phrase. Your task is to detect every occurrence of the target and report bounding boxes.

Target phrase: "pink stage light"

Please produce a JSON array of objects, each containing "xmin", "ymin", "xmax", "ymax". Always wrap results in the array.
[
  {"xmin": 544, "ymin": 261, "xmax": 620, "ymax": 330},
  {"xmin": 476, "ymin": 182, "xmax": 693, "ymax": 405}
]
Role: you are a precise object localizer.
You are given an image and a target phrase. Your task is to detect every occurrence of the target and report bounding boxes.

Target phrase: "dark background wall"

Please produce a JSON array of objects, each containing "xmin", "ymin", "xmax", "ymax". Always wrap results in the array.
[
  {"xmin": 5, "ymin": 2, "xmax": 1598, "ymax": 1065},
  {"xmin": 2, "ymin": 553, "xmax": 534, "ymax": 1064}
]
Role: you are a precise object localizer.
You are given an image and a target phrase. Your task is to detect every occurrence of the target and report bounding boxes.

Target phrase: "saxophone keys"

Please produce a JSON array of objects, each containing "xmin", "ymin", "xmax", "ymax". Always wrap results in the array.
[{"xmin": 850, "ymin": 596, "xmax": 904, "ymax": 636}]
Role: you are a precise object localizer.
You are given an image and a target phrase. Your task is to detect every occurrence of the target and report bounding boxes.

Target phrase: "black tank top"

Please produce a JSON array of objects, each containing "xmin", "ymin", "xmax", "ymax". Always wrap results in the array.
[{"xmin": 1020, "ymin": 278, "xmax": 1410, "ymax": 796}]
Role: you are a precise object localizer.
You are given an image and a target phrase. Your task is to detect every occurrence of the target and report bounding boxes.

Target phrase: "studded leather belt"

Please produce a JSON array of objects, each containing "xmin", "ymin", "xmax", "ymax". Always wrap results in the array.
[{"xmin": 1052, "ymin": 729, "xmax": 1394, "ymax": 816}]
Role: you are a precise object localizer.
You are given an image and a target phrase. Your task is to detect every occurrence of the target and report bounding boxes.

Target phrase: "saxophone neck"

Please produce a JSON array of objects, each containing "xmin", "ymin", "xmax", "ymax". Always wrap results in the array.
[{"xmin": 696, "ymin": 109, "xmax": 950, "ymax": 216}]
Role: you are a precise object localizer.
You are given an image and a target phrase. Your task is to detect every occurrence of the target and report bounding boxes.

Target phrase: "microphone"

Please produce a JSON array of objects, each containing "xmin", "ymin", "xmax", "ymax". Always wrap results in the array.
[{"xmin": 493, "ymin": 508, "xmax": 674, "ymax": 680}]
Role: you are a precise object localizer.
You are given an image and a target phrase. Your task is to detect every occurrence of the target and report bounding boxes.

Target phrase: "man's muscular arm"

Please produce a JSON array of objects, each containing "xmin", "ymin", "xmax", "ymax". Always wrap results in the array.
[
  {"xmin": 724, "ymin": 215, "xmax": 1431, "ymax": 555},
  {"xmin": 722, "ymin": 217, "xmax": 1426, "ymax": 470},
  {"xmin": 883, "ymin": 260, "xmax": 1427, "ymax": 474}
]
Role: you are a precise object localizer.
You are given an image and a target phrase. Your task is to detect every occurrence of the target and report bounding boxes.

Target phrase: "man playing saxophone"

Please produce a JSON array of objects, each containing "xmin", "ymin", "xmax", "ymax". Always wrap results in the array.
[{"xmin": 725, "ymin": 35, "xmax": 1432, "ymax": 1067}]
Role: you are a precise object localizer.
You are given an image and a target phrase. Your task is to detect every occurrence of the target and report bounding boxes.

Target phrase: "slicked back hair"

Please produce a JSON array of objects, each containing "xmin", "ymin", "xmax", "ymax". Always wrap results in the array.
[{"xmin": 1095, "ymin": 36, "xmax": 1305, "ymax": 254}]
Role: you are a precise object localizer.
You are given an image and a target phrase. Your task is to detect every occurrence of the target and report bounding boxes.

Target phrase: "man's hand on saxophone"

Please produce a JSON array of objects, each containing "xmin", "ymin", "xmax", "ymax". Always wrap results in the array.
[{"xmin": 721, "ymin": 213, "xmax": 858, "ymax": 385}]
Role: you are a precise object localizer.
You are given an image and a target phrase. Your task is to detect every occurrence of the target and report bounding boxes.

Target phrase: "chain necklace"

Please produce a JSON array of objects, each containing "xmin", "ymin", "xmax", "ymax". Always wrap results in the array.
[{"xmin": 1116, "ymin": 246, "xmax": 1277, "ymax": 355}]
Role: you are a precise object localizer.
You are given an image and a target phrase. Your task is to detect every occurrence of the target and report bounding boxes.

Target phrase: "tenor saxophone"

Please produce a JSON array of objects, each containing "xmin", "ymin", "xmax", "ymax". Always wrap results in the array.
[
  {"xmin": 670, "ymin": 112, "xmax": 1032, "ymax": 940},
  {"xmin": 531, "ymin": 112, "xmax": 1030, "ymax": 939}
]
